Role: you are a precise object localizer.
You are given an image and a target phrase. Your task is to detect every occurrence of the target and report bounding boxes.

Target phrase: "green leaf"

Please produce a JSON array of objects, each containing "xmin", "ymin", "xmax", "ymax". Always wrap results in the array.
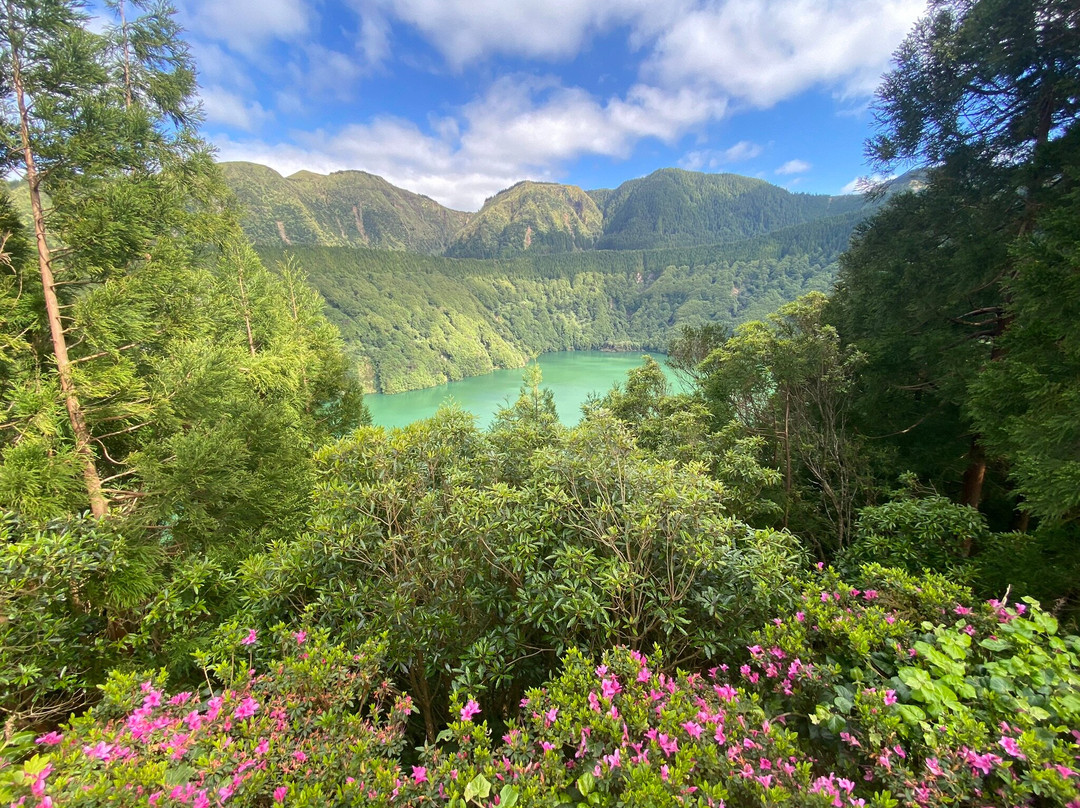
[
  {"xmin": 499, "ymin": 784, "xmax": 520, "ymax": 807},
  {"xmin": 576, "ymin": 772, "xmax": 595, "ymax": 796},
  {"xmin": 464, "ymin": 773, "xmax": 492, "ymax": 803}
]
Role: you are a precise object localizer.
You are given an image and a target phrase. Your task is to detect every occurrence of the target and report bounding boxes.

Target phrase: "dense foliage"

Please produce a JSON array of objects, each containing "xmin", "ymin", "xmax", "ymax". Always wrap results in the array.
[
  {"xmin": 446, "ymin": 181, "xmax": 603, "ymax": 258},
  {"xmin": 223, "ymin": 162, "xmax": 869, "ymax": 260},
  {"xmin": 221, "ymin": 162, "xmax": 470, "ymax": 255},
  {"xmin": 7, "ymin": 567, "xmax": 1080, "ymax": 807},
  {"xmin": 1, "ymin": 2, "xmax": 1078, "ymax": 807},
  {"xmin": 262, "ymin": 211, "xmax": 862, "ymax": 393}
]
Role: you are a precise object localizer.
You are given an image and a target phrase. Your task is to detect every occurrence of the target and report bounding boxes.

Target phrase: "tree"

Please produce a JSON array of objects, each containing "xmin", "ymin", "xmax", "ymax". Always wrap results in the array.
[
  {"xmin": 700, "ymin": 293, "xmax": 868, "ymax": 554},
  {"xmin": 869, "ymin": 0, "xmax": 1079, "ymax": 170},
  {"xmin": 0, "ymin": 0, "xmax": 210, "ymax": 517},
  {"xmin": 836, "ymin": 0, "xmax": 1080, "ymax": 520},
  {"xmin": 1, "ymin": 0, "xmax": 112, "ymax": 515}
]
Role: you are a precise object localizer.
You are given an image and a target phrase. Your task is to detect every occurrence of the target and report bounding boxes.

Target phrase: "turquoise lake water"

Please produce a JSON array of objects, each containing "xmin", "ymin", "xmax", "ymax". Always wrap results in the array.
[{"xmin": 364, "ymin": 351, "xmax": 682, "ymax": 430}]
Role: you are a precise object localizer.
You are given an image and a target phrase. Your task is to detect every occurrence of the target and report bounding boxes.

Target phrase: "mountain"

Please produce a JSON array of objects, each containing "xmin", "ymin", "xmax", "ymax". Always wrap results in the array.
[
  {"xmin": 446, "ymin": 181, "xmax": 603, "ymax": 258},
  {"xmin": 220, "ymin": 162, "xmax": 471, "ymax": 255},
  {"xmin": 222, "ymin": 163, "xmax": 870, "ymax": 257},
  {"xmin": 593, "ymin": 168, "xmax": 866, "ymax": 251}
]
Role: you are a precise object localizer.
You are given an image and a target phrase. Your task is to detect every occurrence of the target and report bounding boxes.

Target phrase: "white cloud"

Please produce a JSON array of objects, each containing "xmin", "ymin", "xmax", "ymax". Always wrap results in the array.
[
  {"xmin": 680, "ymin": 140, "xmax": 764, "ymax": 170},
  {"xmin": 199, "ymin": 0, "xmax": 929, "ymax": 211},
  {"xmin": 776, "ymin": 159, "xmax": 811, "ymax": 175},
  {"xmin": 646, "ymin": 0, "xmax": 924, "ymax": 107},
  {"xmin": 200, "ymin": 85, "xmax": 271, "ymax": 131},
  {"xmin": 353, "ymin": 0, "xmax": 670, "ymax": 68},
  {"xmin": 178, "ymin": 0, "xmax": 313, "ymax": 57},
  {"xmin": 840, "ymin": 172, "xmax": 898, "ymax": 194},
  {"xmin": 352, "ymin": 0, "xmax": 923, "ymax": 106}
]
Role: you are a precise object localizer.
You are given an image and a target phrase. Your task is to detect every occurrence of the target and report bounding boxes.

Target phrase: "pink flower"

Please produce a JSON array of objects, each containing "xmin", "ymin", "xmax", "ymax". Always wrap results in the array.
[
  {"xmin": 999, "ymin": 736, "xmax": 1025, "ymax": 759},
  {"xmin": 954, "ymin": 604, "xmax": 972, "ymax": 615},
  {"xmin": 682, "ymin": 721, "xmax": 702, "ymax": 739},
  {"xmin": 883, "ymin": 690, "xmax": 897, "ymax": 706},
  {"xmin": 274, "ymin": 786, "xmax": 288, "ymax": 803},
  {"xmin": 29, "ymin": 762, "xmax": 52, "ymax": 797},
  {"xmin": 602, "ymin": 748, "xmax": 621, "ymax": 769},
  {"xmin": 293, "ymin": 750, "xmax": 308, "ymax": 763},
  {"xmin": 240, "ymin": 628, "xmax": 257, "ymax": 645},
  {"xmin": 601, "ymin": 677, "xmax": 621, "ymax": 700},
  {"xmin": 460, "ymin": 699, "xmax": 481, "ymax": 722},
  {"xmin": 863, "ymin": 590, "xmax": 879, "ymax": 600},
  {"xmin": 544, "ymin": 707, "xmax": 558, "ymax": 726},
  {"xmin": 658, "ymin": 733, "xmax": 678, "ymax": 756},
  {"xmin": 795, "ymin": 611, "xmax": 805, "ymax": 622},
  {"xmin": 233, "ymin": 697, "xmax": 259, "ymax": 720},
  {"xmin": 661, "ymin": 764, "xmax": 670, "ymax": 781},
  {"xmin": 718, "ymin": 683, "xmax": 739, "ymax": 702},
  {"xmin": 83, "ymin": 741, "xmax": 114, "ymax": 761},
  {"xmin": 293, "ymin": 630, "xmax": 307, "ymax": 644},
  {"xmin": 412, "ymin": 766, "xmax": 427, "ymax": 784},
  {"xmin": 35, "ymin": 732, "xmax": 63, "ymax": 745}
]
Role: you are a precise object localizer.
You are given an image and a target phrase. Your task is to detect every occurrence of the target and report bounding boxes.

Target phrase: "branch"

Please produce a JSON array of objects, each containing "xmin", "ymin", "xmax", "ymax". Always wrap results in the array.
[{"xmin": 70, "ymin": 343, "xmax": 139, "ymax": 364}]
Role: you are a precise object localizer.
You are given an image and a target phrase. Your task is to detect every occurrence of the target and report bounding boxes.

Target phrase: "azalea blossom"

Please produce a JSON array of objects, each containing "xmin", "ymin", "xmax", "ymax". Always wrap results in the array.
[{"xmin": 460, "ymin": 699, "xmax": 481, "ymax": 722}]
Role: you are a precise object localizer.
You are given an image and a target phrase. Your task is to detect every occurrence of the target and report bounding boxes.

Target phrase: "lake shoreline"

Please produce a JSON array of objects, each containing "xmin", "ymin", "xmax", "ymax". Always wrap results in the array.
[{"xmin": 363, "ymin": 350, "xmax": 681, "ymax": 430}]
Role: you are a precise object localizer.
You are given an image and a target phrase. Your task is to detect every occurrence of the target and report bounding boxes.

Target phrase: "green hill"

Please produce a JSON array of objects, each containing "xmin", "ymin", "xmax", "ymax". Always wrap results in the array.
[
  {"xmin": 446, "ymin": 181, "xmax": 603, "ymax": 258},
  {"xmin": 595, "ymin": 168, "xmax": 865, "ymax": 250},
  {"xmin": 256, "ymin": 209, "xmax": 865, "ymax": 393},
  {"xmin": 221, "ymin": 161, "xmax": 878, "ymax": 393},
  {"xmin": 222, "ymin": 162, "xmax": 869, "ymax": 256},
  {"xmin": 220, "ymin": 161, "xmax": 471, "ymax": 254}
]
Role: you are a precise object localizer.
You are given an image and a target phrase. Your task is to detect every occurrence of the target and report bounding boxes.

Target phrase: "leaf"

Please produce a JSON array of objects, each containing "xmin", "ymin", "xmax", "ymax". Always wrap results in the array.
[
  {"xmin": 576, "ymin": 771, "xmax": 595, "ymax": 796},
  {"xmin": 896, "ymin": 704, "xmax": 926, "ymax": 724},
  {"xmin": 464, "ymin": 773, "xmax": 492, "ymax": 803},
  {"xmin": 499, "ymin": 784, "xmax": 520, "ymax": 807}
]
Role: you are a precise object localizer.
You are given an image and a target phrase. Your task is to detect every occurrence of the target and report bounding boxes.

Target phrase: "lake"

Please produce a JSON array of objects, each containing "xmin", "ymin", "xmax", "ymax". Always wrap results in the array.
[{"xmin": 364, "ymin": 351, "xmax": 683, "ymax": 430}]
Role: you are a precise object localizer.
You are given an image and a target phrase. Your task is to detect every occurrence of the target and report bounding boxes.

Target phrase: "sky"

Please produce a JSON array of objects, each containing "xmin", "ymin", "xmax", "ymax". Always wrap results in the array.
[{"xmin": 134, "ymin": 0, "xmax": 927, "ymax": 211}]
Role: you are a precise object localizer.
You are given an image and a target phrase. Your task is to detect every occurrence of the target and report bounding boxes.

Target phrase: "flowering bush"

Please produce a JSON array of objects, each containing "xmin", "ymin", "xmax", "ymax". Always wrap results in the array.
[
  {"xmin": 741, "ymin": 565, "xmax": 1080, "ymax": 806},
  {"xmin": 400, "ymin": 646, "xmax": 879, "ymax": 807},
  {"xmin": 2, "ymin": 629, "xmax": 411, "ymax": 807},
  {"xmin": 6, "ymin": 567, "xmax": 1078, "ymax": 807}
]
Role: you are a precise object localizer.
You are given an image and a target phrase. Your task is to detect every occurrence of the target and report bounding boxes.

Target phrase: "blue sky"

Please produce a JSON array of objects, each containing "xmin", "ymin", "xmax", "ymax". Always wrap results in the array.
[{"xmin": 148, "ymin": 0, "xmax": 926, "ymax": 210}]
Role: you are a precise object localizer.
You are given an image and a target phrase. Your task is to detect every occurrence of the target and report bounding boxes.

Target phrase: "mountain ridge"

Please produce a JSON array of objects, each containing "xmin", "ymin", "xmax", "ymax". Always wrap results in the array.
[{"xmin": 221, "ymin": 161, "xmax": 872, "ymax": 258}]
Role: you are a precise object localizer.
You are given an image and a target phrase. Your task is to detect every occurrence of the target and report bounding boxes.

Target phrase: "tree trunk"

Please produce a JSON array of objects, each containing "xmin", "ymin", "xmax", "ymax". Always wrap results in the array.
[
  {"xmin": 236, "ymin": 261, "xmax": 257, "ymax": 357},
  {"xmin": 11, "ymin": 39, "xmax": 108, "ymax": 518},
  {"xmin": 959, "ymin": 437, "xmax": 986, "ymax": 515}
]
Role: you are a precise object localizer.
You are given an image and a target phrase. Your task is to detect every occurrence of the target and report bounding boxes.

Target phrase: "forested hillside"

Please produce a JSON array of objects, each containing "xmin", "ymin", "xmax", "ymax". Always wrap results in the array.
[
  {"xmin": 223, "ymin": 158, "xmax": 874, "ymax": 393},
  {"xmin": 259, "ymin": 209, "xmax": 862, "ymax": 393},
  {"xmin": 224, "ymin": 161, "xmax": 870, "ymax": 257},
  {"xmin": 592, "ymin": 167, "xmax": 865, "ymax": 250},
  {"xmin": 445, "ymin": 180, "xmax": 604, "ymax": 258},
  {"xmin": 221, "ymin": 161, "xmax": 471, "ymax": 253},
  {"xmin": 3, "ymin": 2, "xmax": 1080, "ymax": 808}
]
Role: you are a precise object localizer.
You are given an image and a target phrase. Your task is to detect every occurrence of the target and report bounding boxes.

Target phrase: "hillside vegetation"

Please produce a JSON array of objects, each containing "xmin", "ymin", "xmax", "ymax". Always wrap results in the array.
[
  {"xmin": 220, "ymin": 161, "xmax": 471, "ymax": 254},
  {"xmin": 446, "ymin": 180, "xmax": 603, "ymax": 258},
  {"xmin": 226, "ymin": 164, "xmax": 873, "ymax": 392},
  {"xmin": 224, "ymin": 161, "xmax": 870, "ymax": 258},
  {"xmin": 258, "ymin": 209, "xmax": 864, "ymax": 393},
  {"xmin": 592, "ymin": 167, "xmax": 865, "ymax": 250}
]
